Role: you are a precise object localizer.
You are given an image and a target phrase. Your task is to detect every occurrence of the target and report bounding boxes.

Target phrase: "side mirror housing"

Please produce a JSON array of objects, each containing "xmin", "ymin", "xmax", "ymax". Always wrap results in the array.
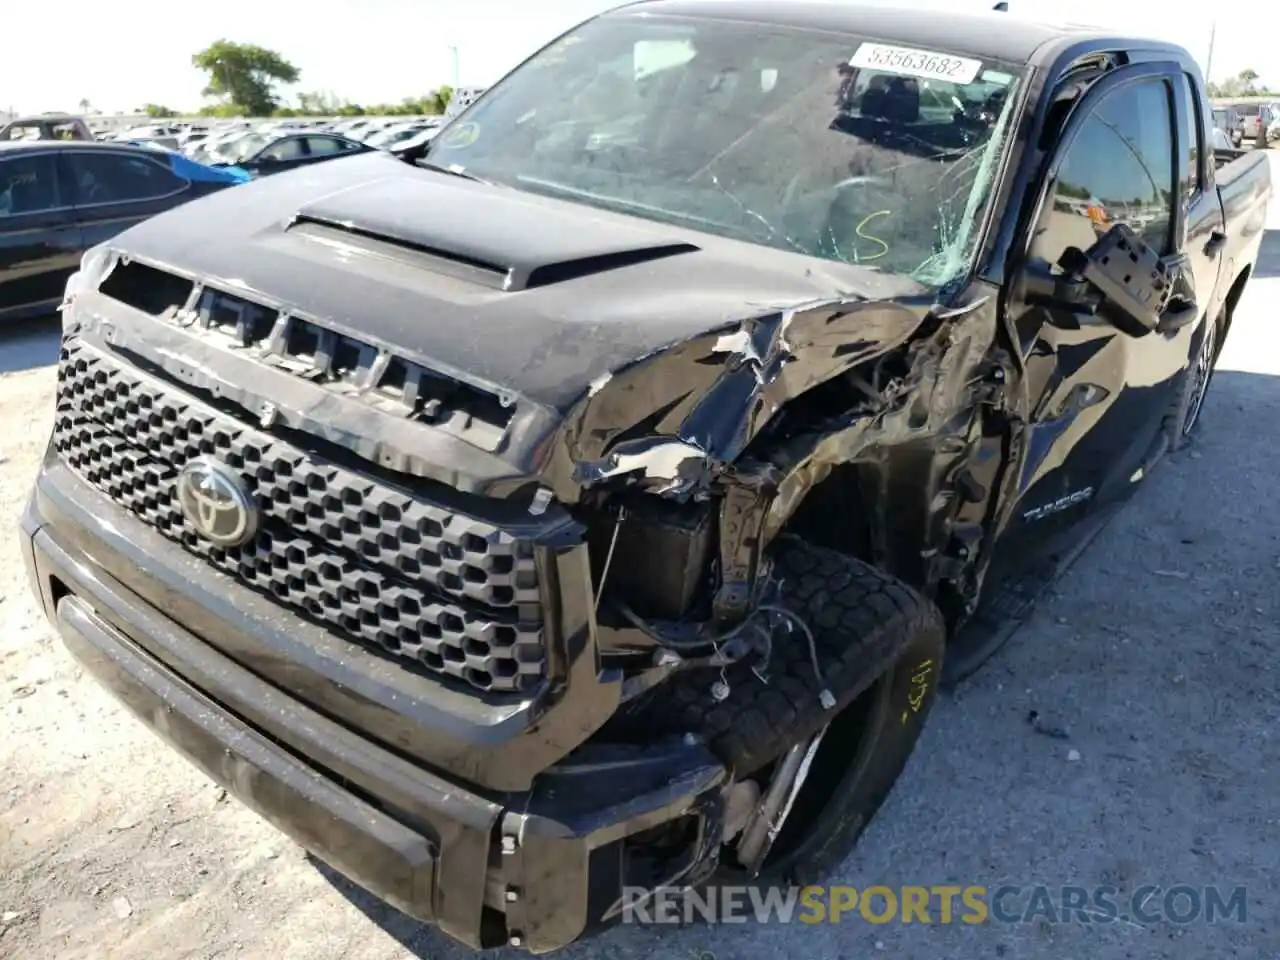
[{"xmin": 1024, "ymin": 223, "xmax": 1176, "ymax": 338}]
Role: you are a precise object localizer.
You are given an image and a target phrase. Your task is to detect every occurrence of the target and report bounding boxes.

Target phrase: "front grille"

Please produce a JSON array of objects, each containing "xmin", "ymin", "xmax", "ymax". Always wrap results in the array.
[{"xmin": 53, "ymin": 342, "xmax": 547, "ymax": 695}]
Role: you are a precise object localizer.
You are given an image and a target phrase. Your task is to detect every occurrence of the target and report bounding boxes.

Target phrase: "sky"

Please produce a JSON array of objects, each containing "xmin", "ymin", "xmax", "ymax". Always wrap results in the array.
[{"xmin": 0, "ymin": 0, "xmax": 1261, "ymax": 115}]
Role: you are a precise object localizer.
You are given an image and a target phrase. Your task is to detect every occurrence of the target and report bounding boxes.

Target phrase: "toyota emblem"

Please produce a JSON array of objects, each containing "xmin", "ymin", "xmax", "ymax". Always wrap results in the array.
[{"xmin": 175, "ymin": 456, "xmax": 259, "ymax": 548}]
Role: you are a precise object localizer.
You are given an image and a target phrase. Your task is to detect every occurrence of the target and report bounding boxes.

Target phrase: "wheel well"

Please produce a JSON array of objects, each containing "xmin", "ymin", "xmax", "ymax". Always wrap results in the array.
[
  {"xmin": 1219, "ymin": 266, "xmax": 1251, "ymax": 352},
  {"xmin": 781, "ymin": 462, "xmax": 877, "ymax": 566}
]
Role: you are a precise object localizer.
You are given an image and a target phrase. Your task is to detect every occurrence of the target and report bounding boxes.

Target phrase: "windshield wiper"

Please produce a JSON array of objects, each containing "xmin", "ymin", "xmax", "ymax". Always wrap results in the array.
[{"xmin": 414, "ymin": 160, "xmax": 494, "ymax": 185}]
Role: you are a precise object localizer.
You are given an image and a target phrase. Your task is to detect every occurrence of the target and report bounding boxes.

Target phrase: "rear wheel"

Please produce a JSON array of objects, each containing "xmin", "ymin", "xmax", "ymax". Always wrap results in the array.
[{"xmin": 1168, "ymin": 304, "xmax": 1223, "ymax": 451}]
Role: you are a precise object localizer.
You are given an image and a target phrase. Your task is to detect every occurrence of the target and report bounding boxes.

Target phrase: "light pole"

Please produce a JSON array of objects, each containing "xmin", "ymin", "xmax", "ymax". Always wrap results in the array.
[
  {"xmin": 448, "ymin": 45, "xmax": 460, "ymax": 90},
  {"xmin": 1205, "ymin": 21, "xmax": 1216, "ymax": 85}
]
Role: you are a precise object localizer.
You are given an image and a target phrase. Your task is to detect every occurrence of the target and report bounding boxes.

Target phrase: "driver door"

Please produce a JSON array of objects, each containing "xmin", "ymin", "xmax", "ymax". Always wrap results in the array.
[{"xmin": 997, "ymin": 63, "xmax": 1210, "ymax": 559}]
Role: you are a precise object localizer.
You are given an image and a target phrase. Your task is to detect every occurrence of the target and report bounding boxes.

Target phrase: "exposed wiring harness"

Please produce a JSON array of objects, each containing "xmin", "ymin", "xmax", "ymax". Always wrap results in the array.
[
  {"xmin": 615, "ymin": 596, "xmax": 835, "ymax": 709},
  {"xmin": 597, "ymin": 508, "xmax": 835, "ymax": 709},
  {"xmin": 755, "ymin": 604, "xmax": 835, "ymax": 708}
]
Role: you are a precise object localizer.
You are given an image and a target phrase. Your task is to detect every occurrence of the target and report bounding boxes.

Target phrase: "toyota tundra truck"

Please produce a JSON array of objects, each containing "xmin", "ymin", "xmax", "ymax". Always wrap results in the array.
[{"xmin": 19, "ymin": 1, "xmax": 1271, "ymax": 953}]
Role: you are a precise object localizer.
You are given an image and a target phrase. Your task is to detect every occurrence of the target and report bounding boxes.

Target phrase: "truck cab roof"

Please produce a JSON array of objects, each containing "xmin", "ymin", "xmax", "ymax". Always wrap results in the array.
[{"xmin": 618, "ymin": 0, "xmax": 1185, "ymax": 68}]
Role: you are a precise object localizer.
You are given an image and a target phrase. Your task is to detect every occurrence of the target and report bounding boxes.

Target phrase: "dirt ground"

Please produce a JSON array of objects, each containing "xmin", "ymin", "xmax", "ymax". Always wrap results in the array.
[{"xmin": 3, "ymin": 159, "xmax": 1279, "ymax": 960}]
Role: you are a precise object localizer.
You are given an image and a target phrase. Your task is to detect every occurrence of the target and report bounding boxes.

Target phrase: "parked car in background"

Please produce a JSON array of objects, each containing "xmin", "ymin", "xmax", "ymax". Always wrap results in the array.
[
  {"xmin": 330, "ymin": 119, "xmax": 374, "ymax": 139},
  {"xmin": 189, "ymin": 130, "xmax": 261, "ymax": 165},
  {"xmin": 364, "ymin": 121, "xmax": 439, "ymax": 150},
  {"xmin": 1230, "ymin": 100, "xmax": 1275, "ymax": 143},
  {"xmin": 124, "ymin": 136, "xmax": 182, "ymax": 153},
  {"xmin": 114, "ymin": 125, "xmax": 180, "ymax": 142},
  {"xmin": 0, "ymin": 142, "xmax": 247, "ymax": 323},
  {"xmin": 0, "ymin": 115, "xmax": 93, "ymax": 142},
  {"xmin": 1212, "ymin": 106, "xmax": 1245, "ymax": 147},
  {"xmin": 211, "ymin": 132, "xmax": 372, "ymax": 176},
  {"xmin": 444, "ymin": 86, "xmax": 487, "ymax": 118},
  {"xmin": 386, "ymin": 125, "xmax": 442, "ymax": 163},
  {"xmin": 177, "ymin": 130, "xmax": 209, "ymax": 151},
  {"xmin": 1210, "ymin": 126, "xmax": 1230, "ymax": 151}
]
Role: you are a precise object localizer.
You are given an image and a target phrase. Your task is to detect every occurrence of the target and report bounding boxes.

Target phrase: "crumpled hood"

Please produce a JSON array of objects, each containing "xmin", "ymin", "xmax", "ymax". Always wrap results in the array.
[{"xmin": 109, "ymin": 151, "xmax": 927, "ymax": 411}]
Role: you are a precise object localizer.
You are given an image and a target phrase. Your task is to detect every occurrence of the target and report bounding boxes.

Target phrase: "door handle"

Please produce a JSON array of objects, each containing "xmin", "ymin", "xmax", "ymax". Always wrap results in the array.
[{"xmin": 1204, "ymin": 230, "xmax": 1227, "ymax": 256}]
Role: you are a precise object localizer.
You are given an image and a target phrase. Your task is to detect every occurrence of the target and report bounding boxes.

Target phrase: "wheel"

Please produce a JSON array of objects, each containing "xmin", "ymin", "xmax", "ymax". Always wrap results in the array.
[
  {"xmin": 629, "ymin": 539, "xmax": 945, "ymax": 888},
  {"xmin": 1167, "ymin": 304, "xmax": 1223, "ymax": 451}
]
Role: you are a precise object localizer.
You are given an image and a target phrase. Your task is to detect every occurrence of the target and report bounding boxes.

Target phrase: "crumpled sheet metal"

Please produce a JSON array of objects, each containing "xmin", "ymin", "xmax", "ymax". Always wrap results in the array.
[{"xmin": 558, "ymin": 295, "xmax": 939, "ymax": 498}]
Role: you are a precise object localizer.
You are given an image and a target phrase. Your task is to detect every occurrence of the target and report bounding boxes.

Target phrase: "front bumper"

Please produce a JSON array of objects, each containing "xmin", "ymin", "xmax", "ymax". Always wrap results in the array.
[{"xmin": 19, "ymin": 476, "xmax": 728, "ymax": 952}]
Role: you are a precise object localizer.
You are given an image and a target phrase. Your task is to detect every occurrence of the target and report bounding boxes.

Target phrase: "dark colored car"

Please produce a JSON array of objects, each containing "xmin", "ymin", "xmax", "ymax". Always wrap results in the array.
[
  {"xmin": 21, "ymin": 1, "xmax": 1271, "ymax": 953},
  {"xmin": 0, "ymin": 142, "xmax": 246, "ymax": 324},
  {"xmin": 216, "ymin": 132, "xmax": 372, "ymax": 176}
]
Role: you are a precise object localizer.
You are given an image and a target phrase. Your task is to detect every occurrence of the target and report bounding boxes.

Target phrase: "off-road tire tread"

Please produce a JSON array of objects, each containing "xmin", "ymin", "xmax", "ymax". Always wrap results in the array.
[
  {"xmin": 617, "ymin": 537, "xmax": 945, "ymax": 775},
  {"xmin": 1165, "ymin": 304, "xmax": 1225, "ymax": 451}
]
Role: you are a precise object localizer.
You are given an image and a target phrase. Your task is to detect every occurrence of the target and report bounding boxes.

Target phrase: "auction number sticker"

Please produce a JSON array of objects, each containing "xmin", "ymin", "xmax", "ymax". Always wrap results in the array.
[{"xmin": 848, "ymin": 43, "xmax": 983, "ymax": 84}]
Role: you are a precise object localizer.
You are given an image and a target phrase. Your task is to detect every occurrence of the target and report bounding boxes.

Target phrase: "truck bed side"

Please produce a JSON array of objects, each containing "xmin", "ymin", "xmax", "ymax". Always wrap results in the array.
[{"xmin": 1215, "ymin": 148, "xmax": 1271, "ymax": 296}]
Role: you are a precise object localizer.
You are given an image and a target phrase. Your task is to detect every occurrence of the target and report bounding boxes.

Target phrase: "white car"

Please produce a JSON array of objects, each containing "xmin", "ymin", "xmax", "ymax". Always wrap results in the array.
[
  {"xmin": 115, "ymin": 125, "xmax": 176, "ymax": 141},
  {"xmin": 364, "ymin": 122, "xmax": 435, "ymax": 149}
]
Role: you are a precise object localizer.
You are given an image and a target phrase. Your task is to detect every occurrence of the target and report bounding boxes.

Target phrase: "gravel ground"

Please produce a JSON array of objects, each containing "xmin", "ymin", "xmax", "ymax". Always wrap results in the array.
[{"xmin": 2, "ymin": 158, "xmax": 1279, "ymax": 960}]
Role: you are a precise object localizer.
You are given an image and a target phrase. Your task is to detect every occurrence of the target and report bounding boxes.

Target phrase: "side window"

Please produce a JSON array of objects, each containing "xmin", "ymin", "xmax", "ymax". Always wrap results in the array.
[
  {"xmin": 1035, "ymin": 79, "xmax": 1176, "ymax": 260},
  {"xmin": 1179, "ymin": 76, "xmax": 1203, "ymax": 198},
  {"xmin": 0, "ymin": 153, "xmax": 62, "ymax": 216},
  {"xmin": 261, "ymin": 138, "xmax": 306, "ymax": 161},
  {"xmin": 302, "ymin": 136, "xmax": 345, "ymax": 157},
  {"xmin": 66, "ymin": 152, "xmax": 187, "ymax": 205},
  {"xmin": 0, "ymin": 125, "xmax": 42, "ymax": 142}
]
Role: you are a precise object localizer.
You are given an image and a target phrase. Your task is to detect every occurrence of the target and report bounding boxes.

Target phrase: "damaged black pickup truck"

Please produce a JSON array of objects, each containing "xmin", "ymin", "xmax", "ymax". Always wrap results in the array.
[{"xmin": 19, "ymin": 1, "xmax": 1272, "ymax": 953}]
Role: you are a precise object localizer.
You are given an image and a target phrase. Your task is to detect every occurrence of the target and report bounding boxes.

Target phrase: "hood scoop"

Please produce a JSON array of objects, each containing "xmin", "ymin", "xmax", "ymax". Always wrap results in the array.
[{"xmin": 287, "ymin": 175, "xmax": 698, "ymax": 291}]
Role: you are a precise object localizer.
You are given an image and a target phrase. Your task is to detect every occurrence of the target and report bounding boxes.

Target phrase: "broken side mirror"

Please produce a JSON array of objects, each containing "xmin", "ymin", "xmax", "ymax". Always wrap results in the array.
[
  {"xmin": 1022, "ymin": 257, "xmax": 1103, "ymax": 322},
  {"xmin": 1026, "ymin": 223, "xmax": 1177, "ymax": 338}
]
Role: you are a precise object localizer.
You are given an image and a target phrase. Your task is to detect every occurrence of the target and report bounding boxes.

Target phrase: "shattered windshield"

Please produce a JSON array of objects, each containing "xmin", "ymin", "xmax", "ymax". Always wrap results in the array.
[{"xmin": 426, "ymin": 14, "xmax": 1022, "ymax": 287}]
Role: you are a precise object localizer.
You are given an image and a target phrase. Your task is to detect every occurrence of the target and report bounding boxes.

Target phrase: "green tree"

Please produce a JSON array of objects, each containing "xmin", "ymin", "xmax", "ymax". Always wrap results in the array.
[
  {"xmin": 429, "ymin": 85, "xmax": 454, "ymax": 115},
  {"xmin": 143, "ymin": 103, "xmax": 178, "ymax": 118},
  {"xmin": 198, "ymin": 102, "xmax": 247, "ymax": 118},
  {"xmin": 78, "ymin": 98, "xmax": 91, "ymax": 114},
  {"xmin": 296, "ymin": 90, "xmax": 343, "ymax": 115},
  {"xmin": 192, "ymin": 40, "xmax": 300, "ymax": 116}
]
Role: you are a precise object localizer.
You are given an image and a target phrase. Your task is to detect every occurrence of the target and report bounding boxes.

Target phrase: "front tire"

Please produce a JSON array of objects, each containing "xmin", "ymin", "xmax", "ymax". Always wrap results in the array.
[{"xmin": 705, "ymin": 540, "xmax": 946, "ymax": 886}]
